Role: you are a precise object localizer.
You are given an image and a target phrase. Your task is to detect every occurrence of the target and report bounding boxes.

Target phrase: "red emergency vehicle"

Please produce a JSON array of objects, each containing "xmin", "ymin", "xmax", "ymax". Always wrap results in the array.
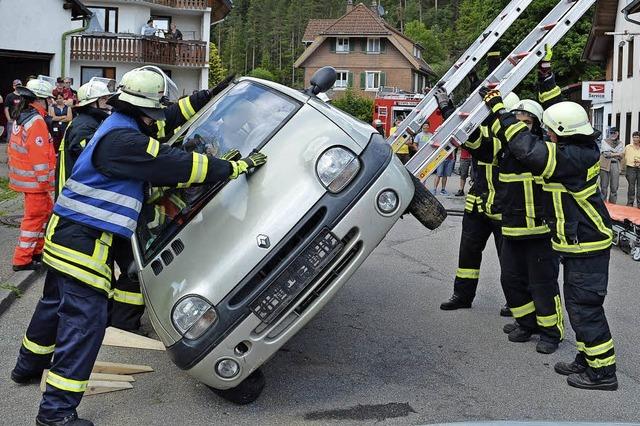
[{"xmin": 373, "ymin": 89, "xmax": 444, "ymax": 138}]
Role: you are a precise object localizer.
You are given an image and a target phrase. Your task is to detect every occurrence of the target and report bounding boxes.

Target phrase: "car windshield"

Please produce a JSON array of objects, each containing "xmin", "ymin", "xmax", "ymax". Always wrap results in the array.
[{"xmin": 136, "ymin": 80, "xmax": 300, "ymax": 263}]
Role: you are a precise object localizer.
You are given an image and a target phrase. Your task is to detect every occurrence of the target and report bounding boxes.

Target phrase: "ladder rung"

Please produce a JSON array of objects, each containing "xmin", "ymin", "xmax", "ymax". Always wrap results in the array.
[
  {"xmin": 458, "ymin": 112, "xmax": 470, "ymax": 118},
  {"xmin": 486, "ymin": 82, "xmax": 498, "ymax": 89},
  {"xmin": 540, "ymin": 22, "xmax": 557, "ymax": 30},
  {"xmin": 508, "ymin": 52, "xmax": 529, "ymax": 65}
]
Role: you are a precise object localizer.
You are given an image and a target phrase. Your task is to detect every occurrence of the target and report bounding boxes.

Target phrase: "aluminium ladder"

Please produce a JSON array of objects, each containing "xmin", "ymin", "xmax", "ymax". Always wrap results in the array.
[
  {"xmin": 388, "ymin": 0, "xmax": 534, "ymax": 154},
  {"xmin": 402, "ymin": 0, "xmax": 597, "ymax": 183}
]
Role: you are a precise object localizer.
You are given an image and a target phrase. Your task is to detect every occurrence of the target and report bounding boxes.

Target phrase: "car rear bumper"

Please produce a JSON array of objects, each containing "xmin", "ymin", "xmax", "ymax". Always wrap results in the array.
[{"xmin": 183, "ymin": 153, "xmax": 414, "ymax": 389}]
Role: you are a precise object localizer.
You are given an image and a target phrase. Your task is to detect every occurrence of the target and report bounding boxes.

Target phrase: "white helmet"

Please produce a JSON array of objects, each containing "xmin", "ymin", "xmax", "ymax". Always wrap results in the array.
[
  {"xmin": 503, "ymin": 92, "xmax": 520, "ymax": 111},
  {"xmin": 512, "ymin": 99, "xmax": 544, "ymax": 123},
  {"xmin": 77, "ymin": 77, "xmax": 116, "ymax": 107},
  {"xmin": 373, "ymin": 119, "xmax": 383, "ymax": 127},
  {"xmin": 17, "ymin": 77, "xmax": 54, "ymax": 99},
  {"xmin": 543, "ymin": 101, "xmax": 595, "ymax": 137}
]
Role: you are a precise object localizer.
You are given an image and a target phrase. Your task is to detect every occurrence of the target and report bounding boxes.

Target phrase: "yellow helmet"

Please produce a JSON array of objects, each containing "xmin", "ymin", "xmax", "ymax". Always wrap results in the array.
[
  {"xmin": 543, "ymin": 101, "xmax": 595, "ymax": 137},
  {"xmin": 512, "ymin": 99, "xmax": 544, "ymax": 123},
  {"xmin": 115, "ymin": 66, "xmax": 178, "ymax": 120},
  {"xmin": 77, "ymin": 77, "xmax": 116, "ymax": 107}
]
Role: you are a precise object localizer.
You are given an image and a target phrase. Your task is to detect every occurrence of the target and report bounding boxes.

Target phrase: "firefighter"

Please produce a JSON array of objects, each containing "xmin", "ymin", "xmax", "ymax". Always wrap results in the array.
[
  {"xmin": 8, "ymin": 77, "xmax": 56, "ymax": 271},
  {"xmin": 390, "ymin": 117, "xmax": 410, "ymax": 164},
  {"xmin": 11, "ymin": 67, "xmax": 267, "ymax": 425},
  {"xmin": 498, "ymin": 99, "xmax": 618, "ymax": 390},
  {"xmin": 373, "ymin": 119, "xmax": 385, "ymax": 137},
  {"xmin": 440, "ymin": 92, "xmax": 520, "ymax": 316}
]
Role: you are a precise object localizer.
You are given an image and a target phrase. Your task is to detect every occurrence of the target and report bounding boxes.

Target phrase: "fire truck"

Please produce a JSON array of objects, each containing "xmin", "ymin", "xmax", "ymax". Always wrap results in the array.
[{"xmin": 373, "ymin": 88, "xmax": 444, "ymax": 138}]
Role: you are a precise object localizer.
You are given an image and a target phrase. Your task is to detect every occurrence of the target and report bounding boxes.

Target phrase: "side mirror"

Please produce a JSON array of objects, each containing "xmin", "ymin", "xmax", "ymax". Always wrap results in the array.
[{"xmin": 307, "ymin": 67, "xmax": 337, "ymax": 96}]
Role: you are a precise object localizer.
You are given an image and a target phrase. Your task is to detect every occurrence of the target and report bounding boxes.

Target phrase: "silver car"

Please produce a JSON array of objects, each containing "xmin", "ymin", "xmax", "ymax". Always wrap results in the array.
[{"xmin": 131, "ymin": 68, "xmax": 445, "ymax": 403}]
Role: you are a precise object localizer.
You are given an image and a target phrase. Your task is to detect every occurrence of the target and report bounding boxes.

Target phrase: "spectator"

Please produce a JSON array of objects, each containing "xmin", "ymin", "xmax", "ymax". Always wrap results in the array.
[
  {"xmin": 456, "ymin": 147, "xmax": 473, "ymax": 196},
  {"xmin": 623, "ymin": 131, "xmax": 640, "ymax": 207},
  {"xmin": 3, "ymin": 79, "xmax": 23, "ymax": 143},
  {"xmin": 599, "ymin": 127, "xmax": 623, "ymax": 204},
  {"xmin": 63, "ymin": 77, "xmax": 78, "ymax": 105},
  {"xmin": 432, "ymin": 139, "xmax": 455, "ymax": 195},
  {"xmin": 412, "ymin": 121, "xmax": 433, "ymax": 153},
  {"xmin": 52, "ymin": 77, "xmax": 74, "ymax": 106},
  {"xmin": 141, "ymin": 19, "xmax": 156, "ymax": 36},
  {"xmin": 48, "ymin": 94, "xmax": 72, "ymax": 151},
  {"xmin": 165, "ymin": 23, "xmax": 183, "ymax": 40}
]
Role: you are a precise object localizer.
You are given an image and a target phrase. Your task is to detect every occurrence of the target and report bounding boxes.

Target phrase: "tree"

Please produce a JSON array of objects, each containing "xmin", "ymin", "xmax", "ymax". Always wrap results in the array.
[
  {"xmin": 208, "ymin": 43, "xmax": 228, "ymax": 86},
  {"xmin": 332, "ymin": 87, "xmax": 374, "ymax": 123},
  {"xmin": 248, "ymin": 67, "xmax": 276, "ymax": 81}
]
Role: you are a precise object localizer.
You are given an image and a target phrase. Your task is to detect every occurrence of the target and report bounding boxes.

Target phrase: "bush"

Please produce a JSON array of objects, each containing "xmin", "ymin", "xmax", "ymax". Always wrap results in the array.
[
  {"xmin": 331, "ymin": 87, "xmax": 374, "ymax": 123},
  {"xmin": 247, "ymin": 68, "xmax": 276, "ymax": 81}
]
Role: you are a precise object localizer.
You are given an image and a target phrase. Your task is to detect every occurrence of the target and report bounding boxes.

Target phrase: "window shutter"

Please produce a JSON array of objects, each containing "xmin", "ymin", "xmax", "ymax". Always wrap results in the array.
[
  {"xmin": 329, "ymin": 38, "xmax": 335, "ymax": 53},
  {"xmin": 348, "ymin": 72, "xmax": 354, "ymax": 87},
  {"xmin": 380, "ymin": 72, "xmax": 386, "ymax": 87},
  {"xmin": 360, "ymin": 72, "xmax": 366, "ymax": 89},
  {"xmin": 380, "ymin": 38, "xmax": 386, "ymax": 53},
  {"xmin": 349, "ymin": 38, "xmax": 355, "ymax": 52},
  {"xmin": 361, "ymin": 38, "xmax": 367, "ymax": 52}
]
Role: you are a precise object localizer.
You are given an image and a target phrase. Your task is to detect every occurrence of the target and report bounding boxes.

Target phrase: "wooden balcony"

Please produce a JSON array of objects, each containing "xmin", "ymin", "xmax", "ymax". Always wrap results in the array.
[
  {"xmin": 70, "ymin": 34, "xmax": 207, "ymax": 68},
  {"xmin": 145, "ymin": 0, "xmax": 209, "ymax": 9}
]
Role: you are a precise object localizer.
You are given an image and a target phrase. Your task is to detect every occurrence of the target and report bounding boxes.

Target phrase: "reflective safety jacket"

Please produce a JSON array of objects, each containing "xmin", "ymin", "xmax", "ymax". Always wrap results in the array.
[
  {"xmin": 7, "ymin": 103, "xmax": 55, "ymax": 193},
  {"xmin": 56, "ymin": 106, "xmax": 109, "ymax": 199},
  {"xmin": 507, "ymin": 128, "xmax": 613, "ymax": 256},
  {"xmin": 44, "ymin": 92, "xmax": 231, "ymax": 296},
  {"xmin": 464, "ymin": 119, "xmax": 503, "ymax": 221}
]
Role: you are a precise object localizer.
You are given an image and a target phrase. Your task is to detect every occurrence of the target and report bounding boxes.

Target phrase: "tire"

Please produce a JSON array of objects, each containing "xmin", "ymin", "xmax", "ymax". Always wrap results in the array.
[
  {"xmin": 207, "ymin": 369, "xmax": 265, "ymax": 405},
  {"xmin": 407, "ymin": 174, "xmax": 447, "ymax": 230}
]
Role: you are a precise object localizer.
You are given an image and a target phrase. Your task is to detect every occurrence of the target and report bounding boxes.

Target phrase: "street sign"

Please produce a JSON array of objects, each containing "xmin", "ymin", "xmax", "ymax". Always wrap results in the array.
[{"xmin": 582, "ymin": 81, "xmax": 612, "ymax": 102}]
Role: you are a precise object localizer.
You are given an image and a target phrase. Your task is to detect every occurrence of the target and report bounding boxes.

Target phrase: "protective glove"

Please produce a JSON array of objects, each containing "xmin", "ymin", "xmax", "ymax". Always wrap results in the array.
[
  {"xmin": 479, "ymin": 87, "xmax": 505, "ymax": 114},
  {"xmin": 228, "ymin": 151, "xmax": 268, "ymax": 179},
  {"xmin": 538, "ymin": 44, "xmax": 553, "ymax": 78},
  {"xmin": 208, "ymin": 74, "xmax": 236, "ymax": 99},
  {"xmin": 433, "ymin": 83, "xmax": 451, "ymax": 111},
  {"xmin": 220, "ymin": 148, "xmax": 241, "ymax": 162}
]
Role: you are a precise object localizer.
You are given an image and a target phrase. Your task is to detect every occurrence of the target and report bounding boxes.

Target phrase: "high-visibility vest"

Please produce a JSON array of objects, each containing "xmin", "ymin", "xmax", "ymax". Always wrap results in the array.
[
  {"xmin": 54, "ymin": 112, "xmax": 145, "ymax": 238},
  {"xmin": 7, "ymin": 105, "xmax": 55, "ymax": 193}
]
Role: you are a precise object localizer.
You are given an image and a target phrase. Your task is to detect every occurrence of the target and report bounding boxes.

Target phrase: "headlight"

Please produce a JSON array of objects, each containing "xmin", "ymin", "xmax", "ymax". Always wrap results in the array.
[
  {"xmin": 316, "ymin": 146, "xmax": 361, "ymax": 193},
  {"xmin": 216, "ymin": 359, "xmax": 240, "ymax": 379},
  {"xmin": 377, "ymin": 189, "xmax": 399, "ymax": 214},
  {"xmin": 172, "ymin": 296, "xmax": 218, "ymax": 340}
]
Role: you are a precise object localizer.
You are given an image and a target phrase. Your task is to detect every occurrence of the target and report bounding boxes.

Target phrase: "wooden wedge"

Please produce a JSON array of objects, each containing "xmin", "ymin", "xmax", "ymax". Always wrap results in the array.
[
  {"xmin": 40, "ymin": 370, "xmax": 135, "ymax": 392},
  {"xmin": 92, "ymin": 361, "xmax": 153, "ymax": 375},
  {"xmin": 84, "ymin": 380, "xmax": 133, "ymax": 396},
  {"xmin": 102, "ymin": 327, "xmax": 165, "ymax": 351}
]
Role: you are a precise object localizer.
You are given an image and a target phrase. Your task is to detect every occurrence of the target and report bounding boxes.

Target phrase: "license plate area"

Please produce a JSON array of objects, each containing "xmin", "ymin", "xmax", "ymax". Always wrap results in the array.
[{"xmin": 250, "ymin": 229, "xmax": 342, "ymax": 324}]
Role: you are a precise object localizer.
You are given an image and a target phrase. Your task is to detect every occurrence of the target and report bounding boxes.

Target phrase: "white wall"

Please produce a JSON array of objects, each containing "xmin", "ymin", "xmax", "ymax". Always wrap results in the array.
[
  {"xmin": 612, "ymin": 0, "xmax": 640, "ymax": 144},
  {"xmin": 0, "ymin": 0, "xmax": 82, "ymax": 78}
]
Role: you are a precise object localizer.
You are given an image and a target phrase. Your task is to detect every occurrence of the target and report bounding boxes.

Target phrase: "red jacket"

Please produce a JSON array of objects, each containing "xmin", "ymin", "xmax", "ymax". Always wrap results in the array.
[{"xmin": 7, "ymin": 102, "xmax": 55, "ymax": 193}]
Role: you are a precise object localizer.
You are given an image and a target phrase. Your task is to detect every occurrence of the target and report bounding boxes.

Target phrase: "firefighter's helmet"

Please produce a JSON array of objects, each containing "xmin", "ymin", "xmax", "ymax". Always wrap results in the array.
[
  {"xmin": 113, "ymin": 66, "xmax": 178, "ymax": 120},
  {"xmin": 543, "ymin": 101, "xmax": 595, "ymax": 137},
  {"xmin": 77, "ymin": 77, "xmax": 117, "ymax": 107},
  {"xmin": 503, "ymin": 92, "xmax": 520, "ymax": 111},
  {"xmin": 512, "ymin": 99, "xmax": 544, "ymax": 123},
  {"xmin": 16, "ymin": 77, "xmax": 54, "ymax": 100}
]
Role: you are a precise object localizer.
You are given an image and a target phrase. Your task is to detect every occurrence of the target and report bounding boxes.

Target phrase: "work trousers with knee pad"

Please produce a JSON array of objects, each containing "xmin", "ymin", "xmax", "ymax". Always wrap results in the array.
[
  {"xmin": 500, "ymin": 237, "xmax": 564, "ymax": 343},
  {"xmin": 453, "ymin": 209, "xmax": 503, "ymax": 302},
  {"xmin": 563, "ymin": 250, "xmax": 616, "ymax": 379}
]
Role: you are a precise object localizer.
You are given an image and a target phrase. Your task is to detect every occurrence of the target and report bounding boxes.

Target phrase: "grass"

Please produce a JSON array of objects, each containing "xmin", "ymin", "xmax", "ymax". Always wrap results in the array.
[
  {"xmin": 0, "ymin": 283, "xmax": 23, "ymax": 297},
  {"xmin": 0, "ymin": 177, "xmax": 18, "ymax": 202}
]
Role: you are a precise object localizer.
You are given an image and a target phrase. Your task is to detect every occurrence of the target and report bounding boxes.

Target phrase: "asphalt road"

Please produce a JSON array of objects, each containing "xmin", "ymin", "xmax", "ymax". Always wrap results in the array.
[{"xmin": 1, "ymin": 214, "xmax": 640, "ymax": 425}]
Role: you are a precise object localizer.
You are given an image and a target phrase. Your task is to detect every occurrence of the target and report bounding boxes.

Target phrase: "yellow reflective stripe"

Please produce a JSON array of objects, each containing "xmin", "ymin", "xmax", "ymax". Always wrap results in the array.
[
  {"xmin": 43, "ymin": 253, "xmax": 112, "ymax": 295},
  {"xmin": 456, "ymin": 268, "xmax": 480, "ymax": 279},
  {"xmin": 485, "ymin": 212, "xmax": 502, "ymax": 221},
  {"xmin": 575, "ymin": 197, "xmax": 614, "ymax": 240},
  {"xmin": 536, "ymin": 313, "xmax": 558, "ymax": 327},
  {"xmin": 505, "ymin": 122, "xmax": 527, "ymax": 142},
  {"xmin": 146, "ymin": 138, "xmax": 160, "ymax": 158},
  {"xmin": 552, "ymin": 192, "xmax": 568, "ymax": 245},
  {"xmin": 572, "ymin": 182, "xmax": 598, "ymax": 199},
  {"xmin": 79, "ymin": 139, "xmax": 87, "ymax": 148},
  {"xmin": 586, "ymin": 355, "xmax": 616, "ymax": 369},
  {"xmin": 113, "ymin": 288, "xmax": 145, "ymax": 306},
  {"xmin": 491, "ymin": 119, "xmax": 501, "ymax": 136},
  {"xmin": 22, "ymin": 335, "xmax": 54, "ymax": 355},
  {"xmin": 523, "ymin": 180, "xmax": 536, "ymax": 228},
  {"xmin": 492, "ymin": 136, "xmax": 501, "ymax": 158},
  {"xmin": 502, "ymin": 225, "xmax": 549, "ymax": 237},
  {"xmin": 485, "ymin": 164, "xmax": 496, "ymax": 215},
  {"xmin": 93, "ymin": 232, "xmax": 113, "ymax": 264},
  {"xmin": 541, "ymin": 142, "xmax": 557, "ymax": 178},
  {"xmin": 539, "ymin": 86, "xmax": 562, "ymax": 103},
  {"xmin": 178, "ymin": 97, "xmax": 196, "ymax": 120},
  {"xmin": 510, "ymin": 301, "xmax": 535, "ymax": 318},
  {"xmin": 465, "ymin": 134, "xmax": 481, "ymax": 149},
  {"xmin": 587, "ymin": 161, "xmax": 600, "ymax": 181},
  {"xmin": 177, "ymin": 153, "xmax": 208, "ymax": 188},
  {"xmin": 552, "ymin": 238, "xmax": 612, "ymax": 254},
  {"xmin": 46, "ymin": 214, "xmax": 60, "ymax": 240},
  {"xmin": 156, "ymin": 120, "xmax": 166, "ymax": 139},
  {"xmin": 555, "ymin": 294, "xmax": 565, "ymax": 340},
  {"xmin": 577, "ymin": 339, "xmax": 614, "ymax": 356},
  {"xmin": 45, "ymin": 239, "xmax": 111, "ymax": 278},
  {"xmin": 58, "ymin": 150, "xmax": 66, "ymax": 195},
  {"xmin": 499, "ymin": 172, "xmax": 534, "ymax": 183},
  {"xmin": 46, "ymin": 371, "xmax": 88, "ymax": 393}
]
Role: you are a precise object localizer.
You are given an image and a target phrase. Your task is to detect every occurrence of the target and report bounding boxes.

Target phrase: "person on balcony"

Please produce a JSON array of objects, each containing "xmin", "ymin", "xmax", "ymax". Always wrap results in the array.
[
  {"xmin": 141, "ymin": 19, "xmax": 156, "ymax": 37},
  {"xmin": 165, "ymin": 23, "xmax": 183, "ymax": 41}
]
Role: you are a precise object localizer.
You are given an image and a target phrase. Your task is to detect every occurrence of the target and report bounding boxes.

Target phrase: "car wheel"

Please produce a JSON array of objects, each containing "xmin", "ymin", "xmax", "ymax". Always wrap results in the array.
[
  {"xmin": 207, "ymin": 369, "xmax": 265, "ymax": 405},
  {"xmin": 407, "ymin": 174, "xmax": 447, "ymax": 230}
]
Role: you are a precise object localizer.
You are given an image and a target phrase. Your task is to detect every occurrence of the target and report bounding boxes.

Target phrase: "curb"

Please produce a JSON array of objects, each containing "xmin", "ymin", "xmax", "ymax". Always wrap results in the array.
[{"xmin": 0, "ymin": 268, "xmax": 45, "ymax": 317}]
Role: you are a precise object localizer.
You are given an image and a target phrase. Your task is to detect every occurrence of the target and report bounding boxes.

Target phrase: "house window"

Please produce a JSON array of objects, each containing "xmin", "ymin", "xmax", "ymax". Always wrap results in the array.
[
  {"xmin": 366, "ymin": 71, "xmax": 381, "ymax": 90},
  {"xmin": 367, "ymin": 38, "xmax": 381, "ymax": 53},
  {"xmin": 626, "ymin": 112, "xmax": 633, "ymax": 145},
  {"xmin": 618, "ymin": 44, "xmax": 624, "ymax": 81},
  {"xmin": 336, "ymin": 38, "xmax": 350, "ymax": 53},
  {"xmin": 152, "ymin": 16, "xmax": 171, "ymax": 35},
  {"xmin": 81, "ymin": 66, "xmax": 116, "ymax": 85},
  {"xmin": 616, "ymin": 112, "xmax": 621, "ymax": 133},
  {"xmin": 413, "ymin": 46, "xmax": 422, "ymax": 59},
  {"xmin": 378, "ymin": 106, "xmax": 387, "ymax": 117},
  {"xmin": 592, "ymin": 108, "xmax": 604, "ymax": 134},
  {"xmin": 334, "ymin": 70, "xmax": 349, "ymax": 89},
  {"xmin": 88, "ymin": 7, "xmax": 118, "ymax": 33},
  {"xmin": 628, "ymin": 38, "xmax": 635, "ymax": 78}
]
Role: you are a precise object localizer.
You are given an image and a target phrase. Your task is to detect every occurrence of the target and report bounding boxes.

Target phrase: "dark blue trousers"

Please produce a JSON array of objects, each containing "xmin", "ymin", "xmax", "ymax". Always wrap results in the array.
[{"xmin": 14, "ymin": 269, "xmax": 108, "ymax": 422}]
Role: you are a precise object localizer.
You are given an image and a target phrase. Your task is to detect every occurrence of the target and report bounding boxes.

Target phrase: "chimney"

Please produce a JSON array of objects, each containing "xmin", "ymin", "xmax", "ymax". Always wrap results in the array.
[
  {"xmin": 371, "ymin": 1, "xmax": 379, "ymax": 15},
  {"xmin": 346, "ymin": 0, "xmax": 353, "ymax": 13}
]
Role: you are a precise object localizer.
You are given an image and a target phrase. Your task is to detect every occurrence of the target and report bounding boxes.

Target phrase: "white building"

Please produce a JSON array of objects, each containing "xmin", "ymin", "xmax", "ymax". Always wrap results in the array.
[
  {"xmin": 584, "ymin": 0, "xmax": 640, "ymax": 145},
  {"xmin": 0, "ymin": 0, "xmax": 231, "ymax": 99}
]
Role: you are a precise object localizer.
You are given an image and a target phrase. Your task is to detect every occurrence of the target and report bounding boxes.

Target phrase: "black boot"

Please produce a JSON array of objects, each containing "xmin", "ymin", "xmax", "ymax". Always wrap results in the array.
[
  {"xmin": 536, "ymin": 339, "xmax": 559, "ymax": 354},
  {"xmin": 11, "ymin": 368, "xmax": 43, "ymax": 385},
  {"xmin": 567, "ymin": 372, "xmax": 618, "ymax": 391},
  {"xmin": 36, "ymin": 413, "xmax": 94, "ymax": 425},
  {"xmin": 503, "ymin": 322, "xmax": 518, "ymax": 334},
  {"xmin": 13, "ymin": 261, "xmax": 43, "ymax": 272},
  {"xmin": 554, "ymin": 360, "xmax": 587, "ymax": 376},
  {"xmin": 500, "ymin": 304, "xmax": 512, "ymax": 317},
  {"xmin": 440, "ymin": 294, "xmax": 472, "ymax": 310},
  {"xmin": 508, "ymin": 326, "xmax": 533, "ymax": 342}
]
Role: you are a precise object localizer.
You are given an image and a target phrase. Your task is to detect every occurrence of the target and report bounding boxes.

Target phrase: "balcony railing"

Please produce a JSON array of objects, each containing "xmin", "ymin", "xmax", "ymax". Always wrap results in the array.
[
  {"xmin": 142, "ymin": 0, "xmax": 209, "ymax": 9},
  {"xmin": 70, "ymin": 34, "xmax": 207, "ymax": 67}
]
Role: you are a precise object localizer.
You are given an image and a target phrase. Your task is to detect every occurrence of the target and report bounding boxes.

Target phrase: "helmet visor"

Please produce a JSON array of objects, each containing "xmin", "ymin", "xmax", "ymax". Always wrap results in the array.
[
  {"xmin": 137, "ymin": 65, "xmax": 179, "ymax": 104},
  {"xmin": 89, "ymin": 77, "xmax": 117, "ymax": 94}
]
